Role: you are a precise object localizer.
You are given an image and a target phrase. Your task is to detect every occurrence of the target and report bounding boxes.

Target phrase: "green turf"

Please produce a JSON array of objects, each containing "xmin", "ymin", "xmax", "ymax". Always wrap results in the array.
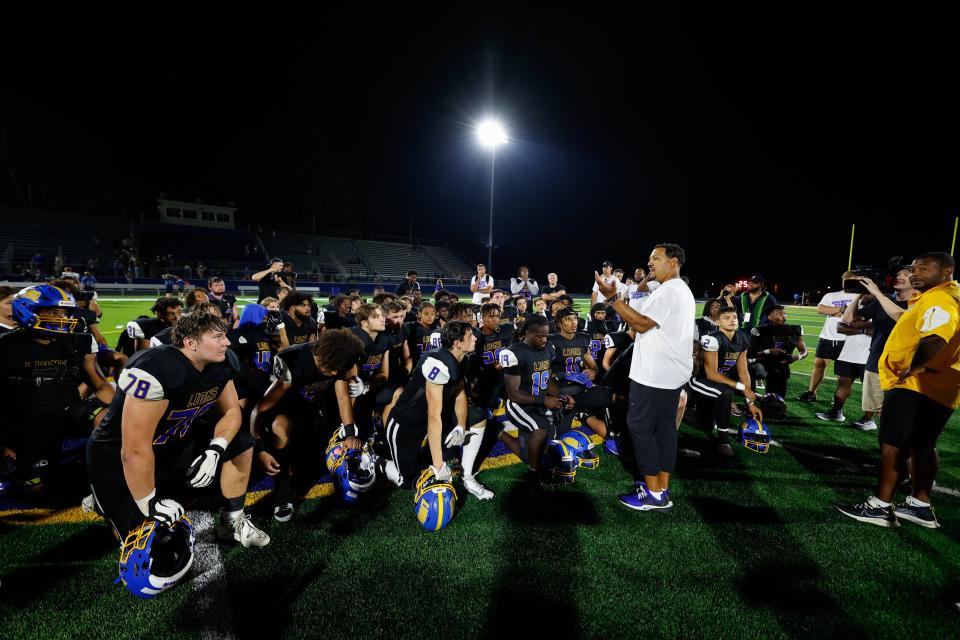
[{"xmin": 2, "ymin": 300, "xmax": 959, "ymax": 639}]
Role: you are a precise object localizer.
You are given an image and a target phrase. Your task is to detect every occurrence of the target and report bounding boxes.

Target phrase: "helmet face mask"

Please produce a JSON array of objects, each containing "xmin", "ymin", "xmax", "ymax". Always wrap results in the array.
[
  {"xmin": 739, "ymin": 418, "xmax": 771, "ymax": 454},
  {"xmin": 118, "ymin": 518, "xmax": 195, "ymax": 599},
  {"xmin": 12, "ymin": 285, "xmax": 78, "ymax": 335}
]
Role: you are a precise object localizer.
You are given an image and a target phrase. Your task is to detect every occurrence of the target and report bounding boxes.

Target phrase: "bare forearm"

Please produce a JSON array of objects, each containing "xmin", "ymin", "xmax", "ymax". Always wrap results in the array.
[
  {"xmin": 121, "ymin": 448, "xmax": 156, "ymax": 500},
  {"xmin": 911, "ymin": 335, "xmax": 947, "ymax": 370},
  {"xmin": 609, "ymin": 300, "xmax": 655, "ymax": 334}
]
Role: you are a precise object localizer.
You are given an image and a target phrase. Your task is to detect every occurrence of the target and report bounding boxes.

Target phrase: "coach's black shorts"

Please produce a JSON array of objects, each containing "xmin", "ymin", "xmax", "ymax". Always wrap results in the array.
[
  {"xmin": 834, "ymin": 360, "xmax": 865, "ymax": 380},
  {"xmin": 86, "ymin": 430, "xmax": 254, "ymax": 539},
  {"xmin": 503, "ymin": 400, "xmax": 555, "ymax": 434},
  {"xmin": 815, "ymin": 339, "xmax": 845, "ymax": 360},
  {"xmin": 878, "ymin": 388, "xmax": 954, "ymax": 450}
]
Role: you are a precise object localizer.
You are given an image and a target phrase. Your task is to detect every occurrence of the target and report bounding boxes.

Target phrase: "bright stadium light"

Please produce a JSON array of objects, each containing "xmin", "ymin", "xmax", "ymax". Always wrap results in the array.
[
  {"xmin": 476, "ymin": 119, "xmax": 508, "ymax": 148},
  {"xmin": 476, "ymin": 118, "xmax": 508, "ymax": 272}
]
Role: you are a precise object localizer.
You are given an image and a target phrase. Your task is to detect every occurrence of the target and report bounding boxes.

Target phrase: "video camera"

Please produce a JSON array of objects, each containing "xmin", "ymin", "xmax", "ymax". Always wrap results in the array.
[{"xmin": 843, "ymin": 256, "xmax": 907, "ymax": 294}]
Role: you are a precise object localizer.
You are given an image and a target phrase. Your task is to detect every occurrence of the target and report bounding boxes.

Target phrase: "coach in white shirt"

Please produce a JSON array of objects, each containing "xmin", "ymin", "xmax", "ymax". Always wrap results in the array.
[
  {"xmin": 470, "ymin": 264, "xmax": 494, "ymax": 304},
  {"xmin": 799, "ymin": 271, "xmax": 858, "ymax": 402},
  {"xmin": 594, "ymin": 243, "xmax": 694, "ymax": 512}
]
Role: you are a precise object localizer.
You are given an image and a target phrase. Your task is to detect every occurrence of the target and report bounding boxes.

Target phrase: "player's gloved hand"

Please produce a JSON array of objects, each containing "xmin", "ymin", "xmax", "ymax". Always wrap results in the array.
[
  {"xmin": 430, "ymin": 462, "xmax": 453, "ymax": 482},
  {"xmin": 348, "ymin": 377, "xmax": 369, "ymax": 398},
  {"xmin": 136, "ymin": 490, "xmax": 184, "ymax": 525},
  {"xmin": 187, "ymin": 437, "xmax": 228, "ymax": 488},
  {"xmin": 444, "ymin": 426, "xmax": 466, "ymax": 448}
]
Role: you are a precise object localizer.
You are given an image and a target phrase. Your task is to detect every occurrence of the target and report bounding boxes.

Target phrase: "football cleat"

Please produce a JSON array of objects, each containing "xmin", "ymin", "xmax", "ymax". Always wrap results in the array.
[
  {"xmin": 11, "ymin": 284, "xmax": 79, "ymax": 334},
  {"xmin": 463, "ymin": 476, "xmax": 494, "ymax": 501},
  {"xmin": 738, "ymin": 418, "xmax": 771, "ymax": 454},
  {"xmin": 118, "ymin": 518, "xmax": 195, "ymax": 599},
  {"xmin": 216, "ymin": 513, "xmax": 271, "ymax": 547},
  {"xmin": 413, "ymin": 467, "xmax": 458, "ymax": 531},
  {"xmin": 542, "ymin": 440, "xmax": 577, "ymax": 484}
]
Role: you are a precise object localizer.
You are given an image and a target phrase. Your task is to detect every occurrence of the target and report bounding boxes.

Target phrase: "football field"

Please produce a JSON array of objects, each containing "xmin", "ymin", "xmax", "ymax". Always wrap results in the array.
[{"xmin": 2, "ymin": 300, "xmax": 959, "ymax": 639}]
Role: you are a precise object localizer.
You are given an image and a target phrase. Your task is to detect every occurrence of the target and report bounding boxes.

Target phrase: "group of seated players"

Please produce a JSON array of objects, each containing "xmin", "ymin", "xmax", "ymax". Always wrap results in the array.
[{"xmin": 0, "ymin": 270, "xmax": 808, "ymax": 598}]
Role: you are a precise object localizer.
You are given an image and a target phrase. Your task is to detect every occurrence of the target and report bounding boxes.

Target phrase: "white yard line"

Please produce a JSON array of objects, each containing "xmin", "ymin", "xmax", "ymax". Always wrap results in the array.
[{"xmin": 190, "ymin": 512, "xmax": 238, "ymax": 640}]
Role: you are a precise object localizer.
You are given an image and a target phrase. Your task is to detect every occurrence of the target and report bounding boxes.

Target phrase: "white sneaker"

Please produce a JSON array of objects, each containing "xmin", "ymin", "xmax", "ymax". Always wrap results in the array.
[
  {"xmin": 463, "ymin": 476, "xmax": 494, "ymax": 501},
  {"xmin": 81, "ymin": 493, "xmax": 102, "ymax": 515},
  {"xmin": 853, "ymin": 419, "xmax": 877, "ymax": 431},
  {"xmin": 815, "ymin": 411, "xmax": 845, "ymax": 423},
  {"xmin": 217, "ymin": 513, "xmax": 271, "ymax": 548}
]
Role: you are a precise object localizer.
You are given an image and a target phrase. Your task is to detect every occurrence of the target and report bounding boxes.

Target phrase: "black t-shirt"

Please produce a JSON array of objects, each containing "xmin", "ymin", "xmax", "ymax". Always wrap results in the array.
[
  {"xmin": 272, "ymin": 342, "xmax": 338, "ymax": 405},
  {"xmin": 389, "ymin": 348, "xmax": 463, "ymax": 426},
  {"xmin": 228, "ymin": 325, "xmax": 275, "ymax": 398},
  {"xmin": 350, "ymin": 326, "xmax": 393, "ymax": 382},
  {"xmin": 257, "ymin": 275, "xmax": 282, "ymax": 303},
  {"xmin": 859, "ymin": 298, "xmax": 909, "ymax": 374},
  {"xmin": 697, "ymin": 329, "xmax": 751, "ymax": 381},
  {"xmin": 0, "ymin": 330, "xmax": 97, "ymax": 422},
  {"xmin": 548, "ymin": 332, "xmax": 592, "ymax": 375},
  {"xmin": 395, "ymin": 281, "xmax": 420, "ymax": 296},
  {"xmin": 749, "ymin": 324, "xmax": 803, "ymax": 366},
  {"xmin": 384, "ymin": 323, "xmax": 410, "ymax": 385},
  {"xmin": 281, "ymin": 312, "xmax": 318, "ymax": 346},
  {"xmin": 323, "ymin": 312, "xmax": 356, "ymax": 330},
  {"xmin": 541, "ymin": 284, "xmax": 565, "ymax": 298},
  {"xmin": 91, "ymin": 346, "xmax": 239, "ymax": 452},
  {"xmin": 500, "ymin": 341, "xmax": 557, "ymax": 402}
]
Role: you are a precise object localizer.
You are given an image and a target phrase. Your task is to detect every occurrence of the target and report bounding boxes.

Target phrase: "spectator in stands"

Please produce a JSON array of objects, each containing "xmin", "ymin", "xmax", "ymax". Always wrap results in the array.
[
  {"xmin": 510, "ymin": 266, "xmax": 540, "ymax": 300},
  {"xmin": 184, "ymin": 264, "xmax": 193, "ymax": 279},
  {"xmin": 176, "ymin": 276, "xmax": 185, "ymax": 292},
  {"xmin": 0, "ymin": 286, "xmax": 17, "ymax": 334},
  {"xmin": 163, "ymin": 273, "xmax": 177, "ymax": 294},
  {"xmin": 197, "ymin": 263, "xmax": 207, "ymax": 280},
  {"xmin": 470, "ymin": 264, "xmax": 494, "ymax": 304},
  {"xmin": 395, "ymin": 270, "xmax": 420, "ymax": 296},
  {"xmin": 252, "ymin": 258, "xmax": 292, "ymax": 303},
  {"xmin": 735, "ymin": 275, "xmax": 779, "ymax": 330}
]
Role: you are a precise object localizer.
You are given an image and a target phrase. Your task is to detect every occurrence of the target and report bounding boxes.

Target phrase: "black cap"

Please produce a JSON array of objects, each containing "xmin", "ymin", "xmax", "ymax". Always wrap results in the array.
[
  {"xmin": 749, "ymin": 274, "xmax": 765, "ymax": 284},
  {"xmin": 268, "ymin": 257, "xmax": 283, "ymax": 265},
  {"xmin": 601, "ymin": 260, "xmax": 613, "ymax": 268}
]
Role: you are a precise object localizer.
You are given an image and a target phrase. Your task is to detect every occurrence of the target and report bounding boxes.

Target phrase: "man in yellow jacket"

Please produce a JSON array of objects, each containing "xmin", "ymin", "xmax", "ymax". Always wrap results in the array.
[{"xmin": 837, "ymin": 251, "xmax": 960, "ymax": 529}]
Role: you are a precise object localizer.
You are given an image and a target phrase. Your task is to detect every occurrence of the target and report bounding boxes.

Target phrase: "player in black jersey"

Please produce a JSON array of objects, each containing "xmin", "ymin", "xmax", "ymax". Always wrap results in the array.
[
  {"xmin": 499, "ymin": 316, "xmax": 573, "ymax": 480},
  {"xmin": 583, "ymin": 304, "xmax": 610, "ymax": 372},
  {"xmin": 228, "ymin": 303, "xmax": 277, "ymax": 407},
  {"xmin": 279, "ymin": 292, "xmax": 319, "ymax": 349},
  {"xmin": 86, "ymin": 311, "xmax": 270, "ymax": 548},
  {"xmin": 124, "ymin": 298, "xmax": 182, "ymax": 354},
  {"xmin": 251, "ymin": 330, "xmax": 367, "ymax": 521},
  {"xmin": 405, "ymin": 302, "xmax": 442, "ymax": 365},
  {"xmin": 383, "ymin": 321, "xmax": 477, "ymax": 489},
  {"xmin": 748, "ymin": 305, "xmax": 808, "ymax": 399},
  {"xmin": 208, "ymin": 277, "xmax": 237, "ymax": 326},
  {"xmin": 687, "ymin": 307, "xmax": 763, "ymax": 456},
  {"xmin": 549, "ymin": 308, "xmax": 611, "ymax": 439},
  {"xmin": 382, "ymin": 300, "xmax": 413, "ymax": 387},
  {"xmin": 151, "ymin": 302, "xmax": 223, "ymax": 347},
  {"xmin": 1, "ymin": 285, "xmax": 114, "ymax": 494},
  {"xmin": 335, "ymin": 304, "xmax": 395, "ymax": 444}
]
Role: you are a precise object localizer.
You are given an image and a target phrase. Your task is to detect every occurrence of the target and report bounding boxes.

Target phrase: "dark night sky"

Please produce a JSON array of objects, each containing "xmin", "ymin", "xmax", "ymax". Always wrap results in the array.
[{"xmin": 1, "ymin": 9, "xmax": 957, "ymax": 296}]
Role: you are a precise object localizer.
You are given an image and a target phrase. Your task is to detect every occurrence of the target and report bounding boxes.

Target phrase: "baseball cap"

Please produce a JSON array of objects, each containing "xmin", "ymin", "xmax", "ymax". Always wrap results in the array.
[
  {"xmin": 601, "ymin": 260, "xmax": 613, "ymax": 268},
  {"xmin": 749, "ymin": 274, "xmax": 765, "ymax": 285}
]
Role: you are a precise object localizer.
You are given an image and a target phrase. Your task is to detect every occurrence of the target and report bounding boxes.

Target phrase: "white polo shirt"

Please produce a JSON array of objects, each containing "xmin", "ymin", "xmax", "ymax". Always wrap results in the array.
[{"xmin": 629, "ymin": 277, "xmax": 695, "ymax": 389}]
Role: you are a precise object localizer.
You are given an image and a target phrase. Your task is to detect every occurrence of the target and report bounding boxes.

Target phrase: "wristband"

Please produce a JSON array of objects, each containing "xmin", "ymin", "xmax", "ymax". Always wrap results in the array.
[
  {"xmin": 535, "ymin": 394, "xmax": 546, "ymax": 406},
  {"xmin": 209, "ymin": 437, "xmax": 229, "ymax": 453},
  {"xmin": 340, "ymin": 423, "xmax": 359, "ymax": 438},
  {"xmin": 254, "ymin": 438, "xmax": 267, "ymax": 454},
  {"xmin": 735, "ymin": 382, "xmax": 746, "ymax": 391},
  {"xmin": 134, "ymin": 489, "xmax": 156, "ymax": 518}
]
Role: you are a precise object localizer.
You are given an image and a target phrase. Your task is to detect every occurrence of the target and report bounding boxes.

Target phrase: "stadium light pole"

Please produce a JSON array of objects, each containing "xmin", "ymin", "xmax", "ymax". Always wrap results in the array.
[{"xmin": 476, "ymin": 119, "xmax": 508, "ymax": 274}]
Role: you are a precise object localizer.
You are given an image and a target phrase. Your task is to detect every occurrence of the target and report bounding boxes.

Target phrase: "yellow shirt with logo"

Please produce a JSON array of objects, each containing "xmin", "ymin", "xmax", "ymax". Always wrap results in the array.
[{"xmin": 879, "ymin": 280, "xmax": 960, "ymax": 408}]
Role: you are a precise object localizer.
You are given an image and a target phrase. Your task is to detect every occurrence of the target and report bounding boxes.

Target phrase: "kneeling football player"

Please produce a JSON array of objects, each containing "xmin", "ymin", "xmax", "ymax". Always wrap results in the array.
[{"xmin": 86, "ymin": 311, "xmax": 270, "ymax": 550}]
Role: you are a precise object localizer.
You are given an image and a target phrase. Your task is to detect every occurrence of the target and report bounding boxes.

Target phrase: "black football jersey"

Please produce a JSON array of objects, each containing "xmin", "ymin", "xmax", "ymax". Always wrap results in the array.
[
  {"xmin": 384, "ymin": 323, "xmax": 410, "ymax": 384},
  {"xmin": 405, "ymin": 322, "xmax": 441, "ymax": 359},
  {"xmin": 548, "ymin": 332, "xmax": 592, "ymax": 375},
  {"xmin": 272, "ymin": 342, "xmax": 338, "ymax": 404},
  {"xmin": 115, "ymin": 315, "xmax": 150, "ymax": 355},
  {"xmin": 210, "ymin": 294, "xmax": 237, "ymax": 321},
  {"xmin": 91, "ymin": 346, "xmax": 239, "ymax": 451},
  {"xmin": 478, "ymin": 324, "xmax": 516, "ymax": 371},
  {"xmin": 500, "ymin": 341, "xmax": 557, "ymax": 401},
  {"xmin": 749, "ymin": 324, "xmax": 803, "ymax": 358},
  {"xmin": 583, "ymin": 320, "xmax": 608, "ymax": 365},
  {"xmin": 0, "ymin": 330, "xmax": 97, "ymax": 421},
  {"xmin": 228, "ymin": 325, "xmax": 274, "ymax": 397},
  {"xmin": 350, "ymin": 326, "xmax": 393, "ymax": 382},
  {"xmin": 75, "ymin": 307, "xmax": 99, "ymax": 334},
  {"xmin": 129, "ymin": 317, "xmax": 168, "ymax": 342},
  {"xmin": 389, "ymin": 348, "xmax": 463, "ymax": 426},
  {"xmin": 151, "ymin": 326, "xmax": 174, "ymax": 347},
  {"xmin": 697, "ymin": 329, "xmax": 751, "ymax": 381},
  {"xmin": 281, "ymin": 313, "xmax": 318, "ymax": 346}
]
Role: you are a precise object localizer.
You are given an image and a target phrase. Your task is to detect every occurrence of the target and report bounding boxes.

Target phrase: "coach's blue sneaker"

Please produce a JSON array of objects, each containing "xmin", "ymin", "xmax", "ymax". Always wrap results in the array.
[
  {"xmin": 895, "ymin": 497, "xmax": 940, "ymax": 529},
  {"xmin": 619, "ymin": 484, "xmax": 673, "ymax": 512},
  {"xmin": 836, "ymin": 496, "xmax": 898, "ymax": 528},
  {"xmin": 603, "ymin": 438, "xmax": 620, "ymax": 456}
]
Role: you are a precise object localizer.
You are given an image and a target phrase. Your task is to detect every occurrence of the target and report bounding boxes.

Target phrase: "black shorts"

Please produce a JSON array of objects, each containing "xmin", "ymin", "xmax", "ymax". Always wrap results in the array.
[
  {"xmin": 86, "ymin": 430, "xmax": 254, "ymax": 539},
  {"xmin": 815, "ymin": 339, "xmax": 845, "ymax": 360},
  {"xmin": 878, "ymin": 388, "xmax": 954, "ymax": 450},
  {"xmin": 382, "ymin": 415, "xmax": 462, "ymax": 489},
  {"xmin": 834, "ymin": 360, "xmax": 865, "ymax": 380},
  {"xmin": 503, "ymin": 400, "xmax": 555, "ymax": 434}
]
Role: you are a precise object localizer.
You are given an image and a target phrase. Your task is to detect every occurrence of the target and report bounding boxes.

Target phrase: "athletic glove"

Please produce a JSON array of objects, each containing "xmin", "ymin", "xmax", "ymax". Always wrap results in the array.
[
  {"xmin": 135, "ymin": 490, "xmax": 185, "ymax": 526},
  {"xmin": 430, "ymin": 462, "xmax": 453, "ymax": 482},
  {"xmin": 444, "ymin": 426, "xmax": 466, "ymax": 448},
  {"xmin": 348, "ymin": 377, "xmax": 369, "ymax": 398},
  {"xmin": 187, "ymin": 437, "xmax": 228, "ymax": 488}
]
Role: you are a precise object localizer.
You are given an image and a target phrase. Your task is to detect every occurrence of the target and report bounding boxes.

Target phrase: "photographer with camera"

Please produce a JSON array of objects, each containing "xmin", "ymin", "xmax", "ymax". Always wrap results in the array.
[
  {"xmin": 799, "ymin": 271, "xmax": 858, "ymax": 402},
  {"xmin": 836, "ymin": 268, "xmax": 915, "ymax": 430},
  {"xmin": 252, "ymin": 258, "xmax": 292, "ymax": 304}
]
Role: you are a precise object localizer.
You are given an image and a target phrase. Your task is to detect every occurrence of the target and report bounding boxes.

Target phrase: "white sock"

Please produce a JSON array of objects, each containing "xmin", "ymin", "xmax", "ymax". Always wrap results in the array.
[
  {"xmin": 383, "ymin": 460, "xmax": 402, "ymax": 487},
  {"xmin": 460, "ymin": 426, "xmax": 486, "ymax": 479},
  {"xmin": 906, "ymin": 496, "xmax": 930, "ymax": 507},
  {"xmin": 648, "ymin": 489, "xmax": 664, "ymax": 500},
  {"xmin": 222, "ymin": 509, "xmax": 243, "ymax": 523},
  {"xmin": 871, "ymin": 496, "xmax": 891, "ymax": 508}
]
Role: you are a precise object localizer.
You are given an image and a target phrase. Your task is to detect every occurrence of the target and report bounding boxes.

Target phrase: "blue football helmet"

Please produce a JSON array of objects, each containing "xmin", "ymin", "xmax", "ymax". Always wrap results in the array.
[
  {"xmin": 413, "ymin": 467, "xmax": 458, "ymax": 531},
  {"xmin": 739, "ymin": 418, "xmax": 771, "ymax": 454},
  {"xmin": 559, "ymin": 427, "xmax": 601, "ymax": 470},
  {"xmin": 324, "ymin": 433, "xmax": 347, "ymax": 473},
  {"xmin": 11, "ymin": 285, "xmax": 78, "ymax": 334},
  {"xmin": 542, "ymin": 440, "xmax": 578, "ymax": 483},
  {"xmin": 118, "ymin": 517, "xmax": 195, "ymax": 599},
  {"xmin": 331, "ymin": 447, "xmax": 376, "ymax": 504}
]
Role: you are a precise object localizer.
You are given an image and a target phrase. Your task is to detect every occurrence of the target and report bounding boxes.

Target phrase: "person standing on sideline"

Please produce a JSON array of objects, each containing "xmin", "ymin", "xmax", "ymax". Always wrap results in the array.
[
  {"xmin": 799, "ymin": 271, "xmax": 858, "ymax": 402},
  {"xmin": 594, "ymin": 243, "xmax": 694, "ymax": 512},
  {"xmin": 470, "ymin": 264, "xmax": 494, "ymax": 304}
]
